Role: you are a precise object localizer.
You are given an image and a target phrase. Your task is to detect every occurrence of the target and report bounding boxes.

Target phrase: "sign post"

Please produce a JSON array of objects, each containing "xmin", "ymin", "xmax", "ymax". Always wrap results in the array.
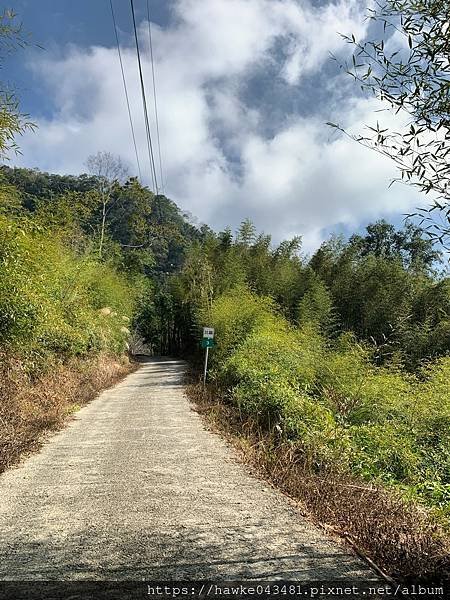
[{"xmin": 202, "ymin": 327, "xmax": 215, "ymax": 387}]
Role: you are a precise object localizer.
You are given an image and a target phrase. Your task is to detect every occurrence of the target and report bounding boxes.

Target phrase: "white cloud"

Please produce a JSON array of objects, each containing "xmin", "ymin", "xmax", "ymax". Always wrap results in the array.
[
  {"xmin": 277, "ymin": 0, "xmax": 368, "ymax": 84},
  {"xmin": 12, "ymin": 0, "xmax": 425, "ymax": 252}
]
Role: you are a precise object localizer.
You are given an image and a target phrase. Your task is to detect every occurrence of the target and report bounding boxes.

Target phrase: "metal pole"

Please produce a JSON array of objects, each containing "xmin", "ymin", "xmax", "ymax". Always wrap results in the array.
[{"xmin": 203, "ymin": 345, "xmax": 209, "ymax": 388}]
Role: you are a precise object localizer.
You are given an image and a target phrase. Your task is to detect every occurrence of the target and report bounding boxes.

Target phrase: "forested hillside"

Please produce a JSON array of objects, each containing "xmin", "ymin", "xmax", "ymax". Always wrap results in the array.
[{"xmin": 0, "ymin": 162, "xmax": 201, "ymax": 353}]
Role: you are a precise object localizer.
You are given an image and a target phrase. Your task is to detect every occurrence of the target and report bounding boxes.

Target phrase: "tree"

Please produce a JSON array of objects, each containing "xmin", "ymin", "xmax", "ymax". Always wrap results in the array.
[
  {"xmin": 333, "ymin": 0, "xmax": 450, "ymax": 246},
  {"xmin": 0, "ymin": 10, "xmax": 35, "ymax": 158},
  {"xmin": 236, "ymin": 219, "xmax": 256, "ymax": 247},
  {"xmin": 0, "ymin": 173, "xmax": 21, "ymax": 214},
  {"xmin": 349, "ymin": 219, "xmax": 440, "ymax": 271},
  {"xmin": 0, "ymin": 166, "xmax": 101, "ymax": 211},
  {"xmin": 307, "ymin": 223, "xmax": 449, "ymax": 363},
  {"xmin": 247, "ymin": 233, "xmax": 273, "ymax": 296},
  {"xmin": 270, "ymin": 237, "xmax": 303, "ymax": 316},
  {"xmin": 86, "ymin": 151, "xmax": 129, "ymax": 258},
  {"xmin": 297, "ymin": 272, "xmax": 335, "ymax": 332}
]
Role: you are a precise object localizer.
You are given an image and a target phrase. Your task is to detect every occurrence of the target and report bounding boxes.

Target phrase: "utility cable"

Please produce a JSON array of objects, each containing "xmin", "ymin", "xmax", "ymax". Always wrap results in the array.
[
  {"xmin": 109, "ymin": 0, "xmax": 142, "ymax": 181},
  {"xmin": 130, "ymin": 0, "xmax": 159, "ymax": 192},
  {"xmin": 146, "ymin": 0, "xmax": 164, "ymax": 194}
]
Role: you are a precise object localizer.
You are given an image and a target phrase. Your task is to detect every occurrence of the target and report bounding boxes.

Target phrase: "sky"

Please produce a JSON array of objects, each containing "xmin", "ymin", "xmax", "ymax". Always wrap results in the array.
[{"xmin": 5, "ymin": 0, "xmax": 422, "ymax": 252}]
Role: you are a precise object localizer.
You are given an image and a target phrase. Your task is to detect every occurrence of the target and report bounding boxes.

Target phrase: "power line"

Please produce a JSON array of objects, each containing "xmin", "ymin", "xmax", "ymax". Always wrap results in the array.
[
  {"xmin": 146, "ymin": 0, "xmax": 164, "ymax": 194},
  {"xmin": 130, "ymin": 0, "xmax": 159, "ymax": 192},
  {"xmin": 109, "ymin": 0, "xmax": 142, "ymax": 181}
]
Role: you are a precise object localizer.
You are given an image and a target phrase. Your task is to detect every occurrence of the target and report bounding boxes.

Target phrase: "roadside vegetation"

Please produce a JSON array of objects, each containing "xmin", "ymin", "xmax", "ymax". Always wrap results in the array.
[
  {"xmin": 177, "ymin": 221, "xmax": 450, "ymax": 513},
  {"xmin": 0, "ymin": 181, "xmax": 134, "ymax": 470},
  {"xmin": 180, "ymin": 222, "xmax": 449, "ymax": 582},
  {"xmin": 0, "ymin": 161, "xmax": 202, "ymax": 471}
]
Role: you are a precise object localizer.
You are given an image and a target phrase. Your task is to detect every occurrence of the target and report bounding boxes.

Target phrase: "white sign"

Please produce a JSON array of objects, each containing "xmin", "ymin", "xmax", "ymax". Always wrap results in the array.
[{"xmin": 203, "ymin": 327, "xmax": 215, "ymax": 339}]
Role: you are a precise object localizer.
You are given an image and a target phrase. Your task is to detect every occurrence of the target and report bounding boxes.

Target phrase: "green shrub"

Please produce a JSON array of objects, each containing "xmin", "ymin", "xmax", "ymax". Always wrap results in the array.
[
  {"xmin": 223, "ymin": 324, "xmax": 324, "ymax": 391},
  {"xmin": 318, "ymin": 340, "xmax": 413, "ymax": 425},
  {"xmin": 349, "ymin": 422, "xmax": 420, "ymax": 483},
  {"xmin": 0, "ymin": 215, "xmax": 134, "ymax": 362},
  {"xmin": 203, "ymin": 286, "xmax": 279, "ymax": 367},
  {"xmin": 206, "ymin": 288, "xmax": 450, "ymax": 515}
]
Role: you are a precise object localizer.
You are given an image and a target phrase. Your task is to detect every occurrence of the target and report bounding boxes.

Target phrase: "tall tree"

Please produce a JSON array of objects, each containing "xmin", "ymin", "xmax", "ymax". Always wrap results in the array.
[
  {"xmin": 349, "ymin": 219, "xmax": 440, "ymax": 271},
  {"xmin": 86, "ymin": 151, "xmax": 129, "ymax": 258}
]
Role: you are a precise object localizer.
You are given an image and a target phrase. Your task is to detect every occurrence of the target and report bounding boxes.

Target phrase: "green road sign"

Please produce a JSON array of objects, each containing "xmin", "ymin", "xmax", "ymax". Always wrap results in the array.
[{"xmin": 201, "ymin": 338, "xmax": 215, "ymax": 348}]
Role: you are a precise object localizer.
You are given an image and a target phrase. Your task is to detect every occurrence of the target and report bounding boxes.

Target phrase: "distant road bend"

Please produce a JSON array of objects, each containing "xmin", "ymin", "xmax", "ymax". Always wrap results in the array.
[{"xmin": 0, "ymin": 358, "xmax": 379, "ymax": 581}]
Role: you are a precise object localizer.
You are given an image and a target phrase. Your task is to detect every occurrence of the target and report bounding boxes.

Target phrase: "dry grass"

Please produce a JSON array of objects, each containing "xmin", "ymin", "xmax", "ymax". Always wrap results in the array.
[
  {"xmin": 0, "ymin": 352, "xmax": 137, "ymax": 473},
  {"xmin": 187, "ymin": 380, "xmax": 450, "ymax": 585}
]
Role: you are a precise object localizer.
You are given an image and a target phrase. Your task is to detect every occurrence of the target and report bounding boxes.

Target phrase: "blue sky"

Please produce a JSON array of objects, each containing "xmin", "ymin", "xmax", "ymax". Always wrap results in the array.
[
  {"xmin": 8, "ymin": 0, "xmax": 171, "ymax": 118},
  {"xmin": 5, "ymin": 0, "xmax": 421, "ymax": 251}
]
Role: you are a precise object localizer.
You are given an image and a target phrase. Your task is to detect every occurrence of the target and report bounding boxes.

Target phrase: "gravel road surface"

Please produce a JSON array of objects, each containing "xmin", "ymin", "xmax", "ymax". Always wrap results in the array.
[{"xmin": 0, "ymin": 358, "xmax": 379, "ymax": 583}]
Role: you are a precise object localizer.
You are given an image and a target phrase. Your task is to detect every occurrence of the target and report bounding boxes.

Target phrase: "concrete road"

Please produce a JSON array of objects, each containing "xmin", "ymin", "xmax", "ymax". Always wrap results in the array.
[{"xmin": 0, "ymin": 358, "xmax": 379, "ymax": 582}]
